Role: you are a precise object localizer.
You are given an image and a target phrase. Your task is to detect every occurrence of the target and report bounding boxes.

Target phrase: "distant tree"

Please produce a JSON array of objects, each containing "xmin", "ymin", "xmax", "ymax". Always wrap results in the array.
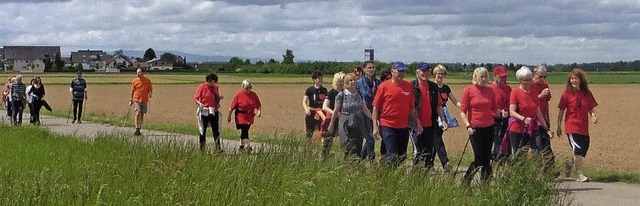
[
  {"xmin": 508, "ymin": 63, "xmax": 515, "ymax": 71},
  {"xmin": 43, "ymin": 54, "xmax": 53, "ymax": 72},
  {"xmin": 268, "ymin": 58, "xmax": 278, "ymax": 64},
  {"xmin": 160, "ymin": 52, "xmax": 178, "ymax": 64},
  {"xmin": 54, "ymin": 52, "xmax": 64, "ymax": 71},
  {"xmin": 282, "ymin": 49, "xmax": 295, "ymax": 64},
  {"xmin": 256, "ymin": 60, "xmax": 265, "ymax": 66},
  {"xmin": 245, "ymin": 59, "xmax": 251, "ymax": 65},
  {"xmin": 228, "ymin": 57, "xmax": 245, "ymax": 70},
  {"xmin": 113, "ymin": 49, "xmax": 124, "ymax": 56},
  {"xmin": 143, "ymin": 48, "xmax": 157, "ymax": 61}
]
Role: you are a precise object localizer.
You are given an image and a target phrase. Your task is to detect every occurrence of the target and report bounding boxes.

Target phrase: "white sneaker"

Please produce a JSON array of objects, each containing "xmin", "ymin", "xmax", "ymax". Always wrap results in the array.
[
  {"xmin": 443, "ymin": 162, "xmax": 451, "ymax": 172},
  {"xmin": 577, "ymin": 174, "xmax": 589, "ymax": 182}
]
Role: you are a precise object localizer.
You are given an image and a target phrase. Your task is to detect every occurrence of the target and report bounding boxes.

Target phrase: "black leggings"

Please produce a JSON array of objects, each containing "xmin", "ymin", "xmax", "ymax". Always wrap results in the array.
[
  {"xmin": 464, "ymin": 126, "xmax": 494, "ymax": 182},
  {"xmin": 238, "ymin": 124, "xmax": 251, "ymax": 140},
  {"xmin": 199, "ymin": 113, "xmax": 220, "ymax": 149}
]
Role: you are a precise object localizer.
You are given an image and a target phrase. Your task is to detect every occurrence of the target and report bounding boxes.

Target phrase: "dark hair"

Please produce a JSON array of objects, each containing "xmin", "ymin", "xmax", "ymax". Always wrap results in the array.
[
  {"xmin": 353, "ymin": 66, "xmax": 363, "ymax": 74},
  {"xmin": 362, "ymin": 60, "xmax": 375, "ymax": 68},
  {"xmin": 311, "ymin": 70, "xmax": 324, "ymax": 80},
  {"xmin": 206, "ymin": 73, "xmax": 218, "ymax": 82},
  {"xmin": 380, "ymin": 70, "xmax": 392, "ymax": 81}
]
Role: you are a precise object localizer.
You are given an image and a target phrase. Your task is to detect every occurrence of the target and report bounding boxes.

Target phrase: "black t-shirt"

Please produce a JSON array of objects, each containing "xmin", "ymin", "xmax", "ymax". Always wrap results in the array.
[
  {"xmin": 438, "ymin": 84, "xmax": 452, "ymax": 107},
  {"xmin": 305, "ymin": 85, "xmax": 327, "ymax": 109},
  {"xmin": 326, "ymin": 89, "xmax": 340, "ymax": 110}
]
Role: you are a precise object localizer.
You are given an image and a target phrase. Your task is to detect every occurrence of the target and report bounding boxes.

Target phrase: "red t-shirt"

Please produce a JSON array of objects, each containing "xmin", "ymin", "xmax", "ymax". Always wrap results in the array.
[
  {"xmin": 418, "ymin": 83, "xmax": 443, "ymax": 127},
  {"xmin": 193, "ymin": 83, "xmax": 219, "ymax": 108},
  {"xmin": 373, "ymin": 80, "xmax": 414, "ymax": 129},
  {"xmin": 230, "ymin": 90, "xmax": 262, "ymax": 125},
  {"xmin": 530, "ymin": 81, "xmax": 551, "ymax": 123},
  {"xmin": 509, "ymin": 88, "xmax": 539, "ymax": 133},
  {"xmin": 460, "ymin": 84, "xmax": 497, "ymax": 128},
  {"xmin": 558, "ymin": 90, "xmax": 598, "ymax": 136},
  {"xmin": 490, "ymin": 83, "xmax": 511, "ymax": 112}
]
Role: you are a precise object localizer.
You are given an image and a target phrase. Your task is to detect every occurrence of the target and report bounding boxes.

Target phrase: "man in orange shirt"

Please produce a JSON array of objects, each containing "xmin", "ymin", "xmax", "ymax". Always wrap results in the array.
[{"xmin": 129, "ymin": 69, "xmax": 153, "ymax": 136}]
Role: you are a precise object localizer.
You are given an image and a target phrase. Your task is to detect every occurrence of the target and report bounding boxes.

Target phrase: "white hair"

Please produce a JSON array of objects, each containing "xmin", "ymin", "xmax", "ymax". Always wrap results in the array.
[
  {"xmin": 242, "ymin": 79, "xmax": 252, "ymax": 90},
  {"xmin": 516, "ymin": 66, "xmax": 533, "ymax": 81}
]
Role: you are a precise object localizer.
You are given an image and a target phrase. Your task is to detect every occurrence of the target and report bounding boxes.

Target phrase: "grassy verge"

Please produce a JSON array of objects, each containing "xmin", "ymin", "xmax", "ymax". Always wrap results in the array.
[
  {"xmin": 0, "ymin": 125, "xmax": 562, "ymax": 205},
  {"xmin": 583, "ymin": 168, "xmax": 640, "ymax": 184}
]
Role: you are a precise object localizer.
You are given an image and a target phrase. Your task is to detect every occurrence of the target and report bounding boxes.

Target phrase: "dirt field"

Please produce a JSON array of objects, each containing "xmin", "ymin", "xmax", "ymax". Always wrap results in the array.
[{"xmin": 41, "ymin": 83, "xmax": 640, "ymax": 173}]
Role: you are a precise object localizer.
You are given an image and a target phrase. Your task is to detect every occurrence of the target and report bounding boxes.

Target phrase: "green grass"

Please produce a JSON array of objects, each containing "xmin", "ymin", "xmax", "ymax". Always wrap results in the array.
[
  {"xmin": 0, "ymin": 125, "xmax": 562, "ymax": 205},
  {"xmin": 583, "ymin": 168, "xmax": 640, "ymax": 183}
]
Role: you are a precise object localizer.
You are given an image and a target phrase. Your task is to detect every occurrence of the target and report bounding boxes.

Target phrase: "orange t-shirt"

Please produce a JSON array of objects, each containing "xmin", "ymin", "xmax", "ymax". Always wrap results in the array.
[{"xmin": 131, "ymin": 76, "xmax": 152, "ymax": 103}]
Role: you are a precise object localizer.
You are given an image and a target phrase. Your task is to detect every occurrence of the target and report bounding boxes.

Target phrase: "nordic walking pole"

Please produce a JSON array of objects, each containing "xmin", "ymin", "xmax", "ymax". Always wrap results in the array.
[
  {"xmin": 66, "ymin": 99, "xmax": 72, "ymax": 123},
  {"xmin": 453, "ymin": 135, "xmax": 471, "ymax": 178}
]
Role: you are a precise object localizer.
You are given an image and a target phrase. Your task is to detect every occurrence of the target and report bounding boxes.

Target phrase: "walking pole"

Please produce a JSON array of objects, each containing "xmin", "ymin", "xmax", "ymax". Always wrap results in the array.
[
  {"xmin": 66, "ymin": 99, "xmax": 72, "ymax": 123},
  {"xmin": 453, "ymin": 135, "xmax": 471, "ymax": 178}
]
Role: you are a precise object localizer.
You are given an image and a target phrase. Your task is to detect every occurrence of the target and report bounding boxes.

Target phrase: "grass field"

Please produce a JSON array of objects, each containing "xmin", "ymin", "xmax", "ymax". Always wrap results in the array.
[{"xmin": 0, "ymin": 125, "xmax": 564, "ymax": 205}]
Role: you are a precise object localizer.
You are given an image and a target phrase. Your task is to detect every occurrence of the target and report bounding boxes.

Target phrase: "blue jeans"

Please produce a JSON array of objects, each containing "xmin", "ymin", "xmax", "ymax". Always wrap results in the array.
[
  {"xmin": 380, "ymin": 126, "xmax": 410, "ymax": 166},
  {"xmin": 360, "ymin": 119, "xmax": 375, "ymax": 159},
  {"xmin": 11, "ymin": 100, "xmax": 24, "ymax": 125}
]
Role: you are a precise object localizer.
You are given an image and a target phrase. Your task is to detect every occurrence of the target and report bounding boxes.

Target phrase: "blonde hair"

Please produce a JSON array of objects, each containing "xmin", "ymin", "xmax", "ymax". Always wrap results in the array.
[
  {"xmin": 433, "ymin": 64, "xmax": 447, "ymax": 75},
  {"xmin": 332, "ymin": 72, "xmax": 345, "ymax": 89},
  {"xmin": 472, "ymin": 67, "xmax": 488, "ymax": 85},
  {"xmin": 241, "ymin": 79, "xmax": 252, "ymax": 90},
  {"xmin": 343, "ymin": 73, "xmax": 357, "ymax": 87}
]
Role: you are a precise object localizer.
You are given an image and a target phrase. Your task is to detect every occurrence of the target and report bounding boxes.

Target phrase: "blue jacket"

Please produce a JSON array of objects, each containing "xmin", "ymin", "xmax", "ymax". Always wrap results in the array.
[{"xmin": 357, "ymin": 76, "xmax": 381, "ymax": 111}]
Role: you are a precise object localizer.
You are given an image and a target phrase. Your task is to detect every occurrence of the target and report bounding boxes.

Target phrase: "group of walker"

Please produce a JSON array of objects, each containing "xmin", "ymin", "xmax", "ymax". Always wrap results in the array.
[
  {"xmin": 304, "ymin": 61, "xmax": 598, "ymax": 183},
  {"xmin": 3, "ymin": 75, "xmax": 50, "ymax": 125}
]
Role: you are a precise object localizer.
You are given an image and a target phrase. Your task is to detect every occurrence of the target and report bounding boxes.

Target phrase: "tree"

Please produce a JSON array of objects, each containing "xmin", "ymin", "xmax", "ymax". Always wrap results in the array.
[
  {"xmin": 245, "ymin": 59, "xmax": 251, "ymax": 65},
  {"xmin": 143, "ymin": 48, "xmax": 157, "ymax": 61},
  {"xmin": 43, "ymin": 54, "xmax": 53, "ymax": 72},
  {"xmin": 282, "ymin": 49, "xmax": 295, "ymax": 64},
  {"xmin": 113, "ymin": 49, "xmax": 124, "ymax": 56},
  {"xmin": 160, "ymin": 52, "xmax": 178, "ymax": 64},
  {"xmin": 228, "ymin": 57, "xmax": 245, "ymax": 70},
  {"xmin": 268, "ymin": 58, "xmax": 278, "ymax": 64}
]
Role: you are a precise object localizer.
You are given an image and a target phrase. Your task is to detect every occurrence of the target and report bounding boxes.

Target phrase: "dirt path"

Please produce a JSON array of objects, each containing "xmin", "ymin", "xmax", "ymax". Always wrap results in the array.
[{"xmin": 1, "ymin": 111, "xmax": 639, "ymax": 205}]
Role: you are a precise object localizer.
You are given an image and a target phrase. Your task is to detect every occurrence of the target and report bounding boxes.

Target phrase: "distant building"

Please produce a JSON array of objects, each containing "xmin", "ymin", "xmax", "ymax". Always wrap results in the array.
[
  {"xmin": 1, "ymin": 46, "xmax": 61, "ymax": 73},
  {"xmin": 147, "ymin": 58, "xmax": 173, "ymax": 70},
  {"xmin": 70, "ymin": 49, "xmax": 108, "ymax": 71},
  {"xmin": 104, "ymin": 54, "xmax": 133, "ymax": 72}
]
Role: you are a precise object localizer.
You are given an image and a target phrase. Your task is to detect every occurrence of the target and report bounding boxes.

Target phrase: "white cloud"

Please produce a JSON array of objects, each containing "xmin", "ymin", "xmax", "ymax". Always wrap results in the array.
[{"xmin": 0, "ymin": 0, "xmax": 638, "ymax": 64}]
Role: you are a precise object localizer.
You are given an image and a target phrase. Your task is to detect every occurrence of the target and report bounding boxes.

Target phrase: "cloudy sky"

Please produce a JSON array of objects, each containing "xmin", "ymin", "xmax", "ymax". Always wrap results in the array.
[{"xmin": 1, "ymin": 0, "xmax": 639, "ymax": 64}]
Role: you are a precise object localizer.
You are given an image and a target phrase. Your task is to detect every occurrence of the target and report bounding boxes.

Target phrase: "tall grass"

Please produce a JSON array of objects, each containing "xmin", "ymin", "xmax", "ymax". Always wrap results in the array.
[{"xmin": 0, "ymin": 125, "xmax": 562, "ymax": 205}]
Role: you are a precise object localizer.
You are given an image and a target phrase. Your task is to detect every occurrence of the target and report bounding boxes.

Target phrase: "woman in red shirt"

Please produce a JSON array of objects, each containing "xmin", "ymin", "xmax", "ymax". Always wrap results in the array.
[
  {"xmin": 508, "ymin": 67, "xmax": 551, "ymax": 154},
  {"xmin": 557, "ymin": 68, "xmax": 598, "ymax": 182},
  {"xmin": 228, "ymin": 79, "xmax": 262, "ymax": 151},
  {"xmin": 459, "ymin": 67, "xmax": 498, "ymax": 184}
]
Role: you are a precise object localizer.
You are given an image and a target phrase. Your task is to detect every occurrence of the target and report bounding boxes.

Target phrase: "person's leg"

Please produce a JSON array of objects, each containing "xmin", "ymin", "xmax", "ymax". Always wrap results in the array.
[
  {"xmin": 304, "ymin": 110, "xmax": 317, "ymax": 139},
  {"xmin": 210, "ymin": 112, "xmax": 221, "ymax": 150},
  {"xmin": 199, "ymin": 115, "xmax": 209, "ymax": 150},
  {"xmin": 28, "ymin": 102, "xmax": 34, "ymax": 123},
  {"xmin": 477, "ymin": 126, "xmax": 494, "ymax": 181},
  {"xmin": 72, "ymin": 100, "xmax": 79, "ymax": 122},
  {"xmin": 395, "ymin": 128, "xmax": 410, "ymax": 165},
  {"xmin": 361, "ymin": 119, "xmax": 375, "ymax": 160},
  {"xmin": 463, "ymin": 133, "xmax": 480, "ymax": 184},
  {"xmin": 381, "ymin": 126, "xmax": 399, "ymax": 165},
  {"xmin": 509, "ymin": 132, "xmax": 525, "ymax": 155},
  {"xmin": 432, "ymin": 127, "xmax": 450, "ymax": 168},
  {"xmin": 33, "ymin": 100, "xmax": 42, "ymax": 124},
  {"xmin": 239, "ymin": 124, "xmax": 251, "ymax": 149},
  {"xmin": 77, "ymin": 100, "xmax": 84, "ymax": 123},
  {"xmin": 412, "ymin": 128, "xmax": 427, "ymax": 166},
  {"xmin": 16, "ymin": 101, "xmax": 23, "ymax": 124},
  {"xmin": 11, "ymin": 100, "xmax": 19, "ymax": 124},
  {"xmin": 568, "ymin": 134, "xmax": 590, "ymax": 181}
]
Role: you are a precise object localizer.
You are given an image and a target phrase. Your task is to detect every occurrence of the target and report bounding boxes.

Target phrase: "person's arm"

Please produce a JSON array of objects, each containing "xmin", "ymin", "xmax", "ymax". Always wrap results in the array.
[
  {"xmin": 590, "ymin": 108, "xmax": 597, "ymax": 124},
  {"xmin": 459, "ymin": 89, "xmax": 474, "ymax": 135},
  {"xmin": 302, "ymin": 96, "xmax": 310, "ymax": 115},
  {"xmin": 448, "ymin": 92, "xmax": 462, "ymax": 107},
  {"xmin": 372, "ymin": 107, "xmax": 380, "ymax": 140},
  {"xmin": 327, "ymin": 100, "xmax": 341, "ymax": 135},
  {"xmin": 322, "ymin": 99, "xmax": 333, "ymax": 115},
  {"xmin": 509, "ymin": 103, "xmax": 531, "ymax": 125},
  {"xmin": 556, "ymin": 108, "xmax": 565, "ymax": 136},
  {"xmin": 129, "ymin": 83, "xmax": 135, "ymax": 106},
  {"xmin": 362, "ymin": 101, "xmax": 372, "ymax": 120},
  {"xmin": 411, "ymin": 108, "xmax": 423, "ymax": 134}
]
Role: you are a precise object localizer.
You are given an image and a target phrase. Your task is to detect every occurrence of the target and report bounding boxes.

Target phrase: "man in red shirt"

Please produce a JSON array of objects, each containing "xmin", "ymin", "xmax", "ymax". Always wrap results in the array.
[
  {"xmin": 194, "ymin": 73, "xmax": 223, "ymax": 151},
  {"xmin": 531, "ymin": 65, "xmax": 551, "ymax": 127},
  {"xmin": 372, "ymin": 62, "xmax": 421, "ymax": 166},
  {"xmin": 409, "ymin": 62, "xmax": 447, "ymax": 169},
  {"xmin": 489, "ymin": 65, "xmax": 511, "ymax": 160}
]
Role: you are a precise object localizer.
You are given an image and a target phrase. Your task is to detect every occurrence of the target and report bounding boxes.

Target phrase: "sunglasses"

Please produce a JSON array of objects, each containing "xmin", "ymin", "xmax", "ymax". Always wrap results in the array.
[{"xmin": 537, "ymin": 74, "xmax": 547, "ymax": 79}]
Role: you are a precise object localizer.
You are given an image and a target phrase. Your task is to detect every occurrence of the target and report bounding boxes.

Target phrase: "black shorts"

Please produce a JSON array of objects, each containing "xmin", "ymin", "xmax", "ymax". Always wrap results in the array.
[{"xmin": 567, "ymin": 133, "xmax": 590, "ymax": 157}]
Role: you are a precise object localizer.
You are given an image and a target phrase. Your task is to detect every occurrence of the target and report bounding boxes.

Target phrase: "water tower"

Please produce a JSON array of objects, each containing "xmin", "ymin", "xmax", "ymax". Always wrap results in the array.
[{"xmin": 364, "ymin": 49, "xmax": 374, "ymax": 61}]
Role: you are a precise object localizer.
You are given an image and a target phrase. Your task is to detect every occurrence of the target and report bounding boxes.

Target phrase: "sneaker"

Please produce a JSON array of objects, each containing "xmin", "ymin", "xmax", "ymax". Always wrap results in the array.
[
  {"xmin": 134, "ymin": 129, "xmax": 141, "ymax": 136},
  {"xmin": 77, "ymin": 120, "xmax": 82, "ymax": 124},
  {"xmin": 239, "ymin": 145, "xmax": 245, "ymax": 150},
  {"xmin": 577, "ymin": 174, "xmax": 589, "ymax": 182},
  {"xmin": 443, "ymin": 162, "xmax": 451, "ymax": 172},
  {"xmin": 565, "ymin": 160, "xmax": 573, "ymax": 177},
  {"xmin": 72, "ymin": 119, "xmax": 76, "ymax": 123}
]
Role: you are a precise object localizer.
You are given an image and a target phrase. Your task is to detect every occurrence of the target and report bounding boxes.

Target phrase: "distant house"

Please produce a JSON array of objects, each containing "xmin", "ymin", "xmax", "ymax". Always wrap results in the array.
[
  {"xmin": 131, "ymin": 61, "xmax": 149, "ymax": 70},
  {"xmin": 104, "ymin": 54, "xmax": 132, "ymax": 72},
  {"xmin": 147, "ymin": 58, "xmax": 173, "ymax": 70},
  {"xmin": 70, "ymin": 49, "xmax": 108, "ymax": 71},
  {"xmin": 1, "ymin": 46, "xmax": 61, "ymax": 73}
]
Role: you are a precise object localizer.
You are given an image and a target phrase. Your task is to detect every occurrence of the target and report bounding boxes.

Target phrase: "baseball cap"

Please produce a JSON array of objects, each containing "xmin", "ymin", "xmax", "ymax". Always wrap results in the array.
[
  {"xmin": 417, "ymin": 62, "xmax": 431, "ymax": 71},
  {"xmin": 392, "ymin": 61, "xmax": 407, "ymax": 71},
  {"xmin": 493, "ymin": 65, "xmax": 508, "ymax": 77}
]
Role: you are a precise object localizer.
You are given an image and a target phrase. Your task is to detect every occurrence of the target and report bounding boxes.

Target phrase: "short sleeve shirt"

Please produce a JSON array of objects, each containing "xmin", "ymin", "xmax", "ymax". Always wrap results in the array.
[
  {"xmin": 373, "ymin": 80, "xmax": 414, "ymax": 129},
  {"xmin": 305, "ymin": 86, "xmax": 327, "ymax": 109},
  {"xmin": 460, "ymin": 84, "xmax": 496, "ymax": 128},
  {"xmin": 438, "ymin": 84, "xmax": 452, "ymax": 107},
  {"xmin": 509, "ymin": 88, "xmax": 539, "ymax": 133},
  {"xmin": 132, "ymin": 76, "xmax": 152, "ymax": 103},
  {"xmin": 230, "ymin": 90, "xmax": 262, "ymax": 125},
  {"xmin": 530, "ymin": 81, "xmax": 551, "ymax": 122},
  {"xmin": 336, "ymin": 89, "xmax": 363, "ymax": 115},
  {"xmin": 558, "ymin": 90, "xmax": 598, "ymax": 136},
  {"xmin": 326, "ymin": 89, "xmax": 340, "ymax": 110}
]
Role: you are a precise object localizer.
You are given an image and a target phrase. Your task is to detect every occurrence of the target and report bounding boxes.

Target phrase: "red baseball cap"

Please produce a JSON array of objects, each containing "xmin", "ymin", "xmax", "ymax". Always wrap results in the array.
[{"xmin": 493, "ymin": 65, "xmax": 508, "ymax": 77}]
